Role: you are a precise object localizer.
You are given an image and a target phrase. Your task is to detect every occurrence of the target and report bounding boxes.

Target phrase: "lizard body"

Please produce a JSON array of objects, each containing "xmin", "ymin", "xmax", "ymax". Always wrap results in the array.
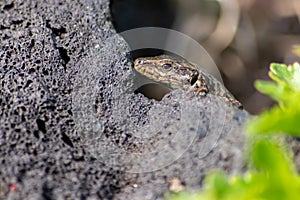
[{"xmin": 134, "ymin": 54, "xmax": 242, "ymax": 108}]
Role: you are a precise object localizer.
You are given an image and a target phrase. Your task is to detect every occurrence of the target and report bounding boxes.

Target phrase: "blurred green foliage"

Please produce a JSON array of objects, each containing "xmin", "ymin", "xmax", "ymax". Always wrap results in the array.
[
  {"xmin": 247, "ymin": 62, "xmax": 300, "ymax": 136},
  {"xmin": 168, "ymin": 59, "xmax": 300, "ymax": 200}
]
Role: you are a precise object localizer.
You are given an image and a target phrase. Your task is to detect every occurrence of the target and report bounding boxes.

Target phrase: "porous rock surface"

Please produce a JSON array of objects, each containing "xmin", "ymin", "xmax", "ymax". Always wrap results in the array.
[{"xmin": 0, "ymin": 0, "xmax": 248, "ymax": 199}]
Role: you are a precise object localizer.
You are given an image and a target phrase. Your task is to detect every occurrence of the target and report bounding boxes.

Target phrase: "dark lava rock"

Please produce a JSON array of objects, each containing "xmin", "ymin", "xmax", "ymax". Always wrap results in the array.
[{"xmin": 0, "ymin": 0, "xmax": 248, "ymax": 199}]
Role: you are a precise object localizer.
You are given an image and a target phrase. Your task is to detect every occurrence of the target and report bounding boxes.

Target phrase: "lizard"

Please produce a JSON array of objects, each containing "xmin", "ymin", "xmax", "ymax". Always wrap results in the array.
[{"xmin": 133, "ymin": 54, "xmax": 242, "ymax": 109}]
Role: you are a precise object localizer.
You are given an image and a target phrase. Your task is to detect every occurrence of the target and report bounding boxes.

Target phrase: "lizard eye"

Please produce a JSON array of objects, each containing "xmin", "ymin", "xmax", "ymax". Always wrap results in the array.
[
  {"xmin": 136, "ymin": 60, "xmax": 144, "ymax": 65},
  {"xmin": 162, "ymin": 63, "xmax": 172, "ymax": 70}
]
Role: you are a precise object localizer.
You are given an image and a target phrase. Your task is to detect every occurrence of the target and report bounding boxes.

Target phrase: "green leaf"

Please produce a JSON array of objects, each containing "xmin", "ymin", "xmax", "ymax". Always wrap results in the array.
[
  {"xmin": 254, "ymin": 63, "xmax": 300, "ymax": 107},
  {"xmin": 269, "ymin": 62, "xmax": 300, "ymax": 92},
  {"xmin": 250, "ymin": 139, "xmax": 300, "ymax": 200},
  {"xmin": 248, "ymin": 62, "xmax": 300, "ymax": 135},
  {"xmin": 269, "ymin": 63, "xmax": 292, "ymax": 85},
  {"xmin": 251, "ymin": 140, "xmax": 294, "ymax": 175},
  {"xmin": 246, "ymin": 105, "xmax": 300, "ymax": 136},
  {"xmin": 254, "ymin": 80, "xmax": 285, "ymax": 104}
]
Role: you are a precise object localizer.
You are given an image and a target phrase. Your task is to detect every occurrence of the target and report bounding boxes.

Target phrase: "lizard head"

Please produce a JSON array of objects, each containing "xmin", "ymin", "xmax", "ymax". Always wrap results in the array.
[{"xmin": 134, "ymin": 55, "xmax": 201, "ymax": 90}]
